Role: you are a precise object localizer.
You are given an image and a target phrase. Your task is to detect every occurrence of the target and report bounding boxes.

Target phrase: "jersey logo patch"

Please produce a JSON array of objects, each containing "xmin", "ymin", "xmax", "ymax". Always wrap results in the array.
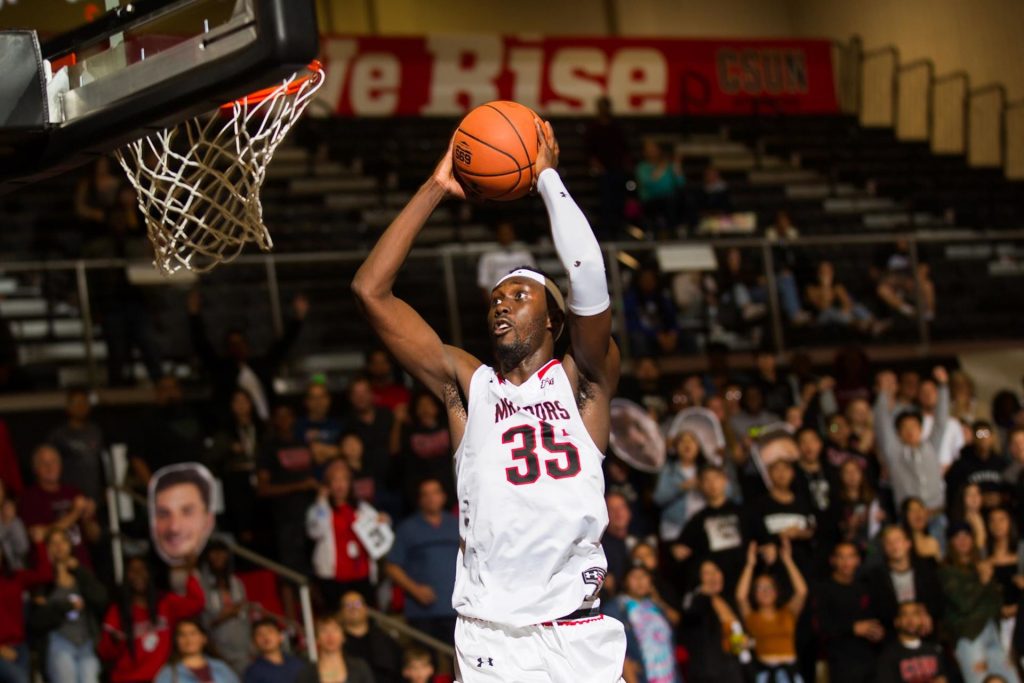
[
  {"xmin": 476, "ymin": 657, "xmax": 494, "ymax": 668},
  {"xmin": 540, "ymin": 377, "xmax": 555, "ymax": 389},
  {"xmin": 582, "ymin": 567, "xmax": 607, "ymax": 589}
]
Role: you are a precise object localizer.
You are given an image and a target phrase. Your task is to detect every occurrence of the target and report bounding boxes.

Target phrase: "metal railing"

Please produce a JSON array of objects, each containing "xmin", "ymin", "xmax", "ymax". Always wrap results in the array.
[
  {"xmin": 5, "ymin": 228, "xmax": 1024, "ymax": 390},
  {"xmin": 845, "ymin": 36, "xmax": 1024, "ymax": 178},
  {"xmin": 104, "ymin": 482, "xmax": 457, "ymax": 664}
]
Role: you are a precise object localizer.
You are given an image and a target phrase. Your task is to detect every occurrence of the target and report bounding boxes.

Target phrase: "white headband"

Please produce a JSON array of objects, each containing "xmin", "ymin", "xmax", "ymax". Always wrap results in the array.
[{"xmin": 494, "ymin": 268, "xmax": 547, "ymax": 288}]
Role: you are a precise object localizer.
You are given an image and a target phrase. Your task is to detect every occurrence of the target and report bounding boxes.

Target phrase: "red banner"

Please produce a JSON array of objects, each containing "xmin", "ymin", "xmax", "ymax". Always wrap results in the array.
[{"xmin": 316, "ymin": 35, "xmax": 838, "ymax": 117}]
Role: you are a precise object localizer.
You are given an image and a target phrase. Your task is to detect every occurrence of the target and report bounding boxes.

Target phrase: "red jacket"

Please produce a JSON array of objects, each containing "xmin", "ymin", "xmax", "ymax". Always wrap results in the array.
[
  {"xmin": 97, "ymin": 575, "xmax": 205, "ymax": 683},
  {"xmin": 0, "ymin": 544, "xmax": 51, "ymax": 646}
]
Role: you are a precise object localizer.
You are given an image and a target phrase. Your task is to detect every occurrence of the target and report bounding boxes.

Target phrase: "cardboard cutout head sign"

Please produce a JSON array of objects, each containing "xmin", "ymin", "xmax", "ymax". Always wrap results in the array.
[
  {"xmin": 148, "ymin": 463, "xmax": 216, "ymax": 566},
  {"xmin": 609, "ymin": 398, "xmax": 666, "ymax": 473}
]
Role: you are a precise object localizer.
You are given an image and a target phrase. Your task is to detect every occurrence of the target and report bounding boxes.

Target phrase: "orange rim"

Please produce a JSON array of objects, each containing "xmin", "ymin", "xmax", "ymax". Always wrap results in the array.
[{"xmin": 219, "ymin": 60, "xmax": 322, "ymax": 111}]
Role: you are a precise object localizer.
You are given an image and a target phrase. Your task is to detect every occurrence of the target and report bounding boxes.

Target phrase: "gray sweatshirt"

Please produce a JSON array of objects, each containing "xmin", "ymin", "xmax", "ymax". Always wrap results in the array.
[{"xmin": 874, "ymin": 384, "xmax": 949, "ymax": 509}]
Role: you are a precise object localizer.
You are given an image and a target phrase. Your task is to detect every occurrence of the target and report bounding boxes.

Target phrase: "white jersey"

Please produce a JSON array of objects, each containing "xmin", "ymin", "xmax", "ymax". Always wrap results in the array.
[{"xmin": 452, "ymin": 359, "xmax": 609, "ymax": 628}]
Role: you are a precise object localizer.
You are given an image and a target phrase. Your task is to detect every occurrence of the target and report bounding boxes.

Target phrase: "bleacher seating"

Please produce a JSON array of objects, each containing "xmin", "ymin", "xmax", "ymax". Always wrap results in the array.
[{"xmin": 1, "ymin": 113, "xmax": 1023, "ymax": 388}]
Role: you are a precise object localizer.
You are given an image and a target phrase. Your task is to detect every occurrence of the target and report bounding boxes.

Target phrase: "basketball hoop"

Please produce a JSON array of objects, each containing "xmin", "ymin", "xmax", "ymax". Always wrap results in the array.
[{"xmin": 116, "ymin": 61, "xmax": 325, "ymax": 274}]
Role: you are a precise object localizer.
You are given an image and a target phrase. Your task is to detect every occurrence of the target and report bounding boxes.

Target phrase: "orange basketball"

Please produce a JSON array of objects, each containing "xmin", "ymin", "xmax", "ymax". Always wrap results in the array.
[{"xmin": 452, "ymin": 101, "xmax": 539, "ymax": 201}]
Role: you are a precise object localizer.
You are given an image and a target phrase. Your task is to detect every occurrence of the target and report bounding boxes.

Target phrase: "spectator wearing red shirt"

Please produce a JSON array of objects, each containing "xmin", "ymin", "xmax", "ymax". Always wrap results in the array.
[
  {"xmin": 19, "ymin": 445, "xmax": 100, "ymax": 566},
  {"xmin": 307, "ymin": 460, "xmax": 373, "ymax": 610},
  {"xmin": 98, "ymin": 556, "xmax": 205, "ymax": 683},
  {"xmin": 365, "ymin": 349, "xmax": 411, "ymax": 413},
  {"xmin": 0, "ymin": 542, "xmax": 51, "ymax": 683}
]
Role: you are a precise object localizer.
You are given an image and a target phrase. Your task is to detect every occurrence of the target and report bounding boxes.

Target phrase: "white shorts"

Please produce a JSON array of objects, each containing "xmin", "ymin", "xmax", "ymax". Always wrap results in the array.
[{"xmin": 455, "ymin": 613, "xmax": 627, "ymax": 683}]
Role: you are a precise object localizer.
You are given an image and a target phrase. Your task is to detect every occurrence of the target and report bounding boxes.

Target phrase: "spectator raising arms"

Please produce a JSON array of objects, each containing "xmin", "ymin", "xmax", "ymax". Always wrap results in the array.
[
  {"xmin": 154, "ymin": 618, "xmax": 239, "ymax": 683},
  {"xmin": 874, "ymin": 367, "xmax": 950, "ymax": 527},
  {"xmin": 30, "ymin": 528, "xmax": 107, "ymax": 683},
  {"xmin": 736, "ymin": 539, "xmax": 808, "ymax": 683},
  {"xmin": 98, "ymin": 556, "xmax": 205, "ymax": 683}
]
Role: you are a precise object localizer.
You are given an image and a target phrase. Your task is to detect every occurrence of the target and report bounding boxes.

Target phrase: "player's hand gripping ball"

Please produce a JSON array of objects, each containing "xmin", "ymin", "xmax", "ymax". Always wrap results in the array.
[{"xmin": 452, "ymin": 101, "xmax": 540, "ymax": 201}]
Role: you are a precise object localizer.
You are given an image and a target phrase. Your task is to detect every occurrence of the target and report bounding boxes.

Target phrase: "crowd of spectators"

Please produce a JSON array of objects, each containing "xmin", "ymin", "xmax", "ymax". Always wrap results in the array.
[{"xmin": 2, "ymin": 320, "xmax": 1024, "ymax": 682}]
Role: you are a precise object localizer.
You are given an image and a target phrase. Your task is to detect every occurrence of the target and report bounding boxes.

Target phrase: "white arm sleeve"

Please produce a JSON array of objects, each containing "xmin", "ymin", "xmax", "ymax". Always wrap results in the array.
[{"xmin": 536, "ymin": 168, "xmax": 610, "ymax": 317}]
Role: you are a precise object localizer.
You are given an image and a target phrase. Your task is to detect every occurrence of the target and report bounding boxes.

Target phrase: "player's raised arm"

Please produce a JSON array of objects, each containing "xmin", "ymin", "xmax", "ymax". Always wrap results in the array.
[
  {"xmin": 352, "ymin": 135, "xmax": 479, "ymax": 399},
  {"xmin": 534, "ymin": 120, "xmax": 618, "ymax": 391}
]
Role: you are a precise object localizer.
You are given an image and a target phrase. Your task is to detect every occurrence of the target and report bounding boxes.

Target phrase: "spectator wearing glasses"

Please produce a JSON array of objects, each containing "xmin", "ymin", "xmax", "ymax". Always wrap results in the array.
[{"xmin": 340, "ymin": 590, "xmax": 402, "ymax": 683}]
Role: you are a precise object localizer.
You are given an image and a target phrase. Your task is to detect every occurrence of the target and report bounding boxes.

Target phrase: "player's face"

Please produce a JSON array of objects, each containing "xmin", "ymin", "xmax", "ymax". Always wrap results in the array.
[
  {"xmin": 154, "ymin": 483, "xmax": 213, "ymax": 561},
  {"xmin": 488, "ymin": 278, "xmax": 549, "ymax": 366},
  {"xmin": 316, "ymin": 619, "xmax": 344, "ymax": 654}
]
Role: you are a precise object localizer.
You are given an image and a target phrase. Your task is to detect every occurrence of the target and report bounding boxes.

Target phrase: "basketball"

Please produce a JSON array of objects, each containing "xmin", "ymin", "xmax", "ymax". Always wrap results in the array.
[{"xmin": 452, "ymin": 101, "xmax": 540, "ymax": 201}]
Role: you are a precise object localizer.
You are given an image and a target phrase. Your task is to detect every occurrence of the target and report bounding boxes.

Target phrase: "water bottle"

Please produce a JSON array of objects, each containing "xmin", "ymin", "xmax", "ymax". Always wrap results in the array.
[{"xmin": 730, "ymin": 620, "xmax": 752, "ymax": 664}]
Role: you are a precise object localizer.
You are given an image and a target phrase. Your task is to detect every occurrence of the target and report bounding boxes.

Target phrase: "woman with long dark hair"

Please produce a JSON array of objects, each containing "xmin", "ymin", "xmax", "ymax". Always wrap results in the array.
[
  {"xmin": 985, "ymin": 508, "xmax": 1023, "ymax": 653},
  {"xmin": 824, "ymin": 458, "xmax": 883, "ymax": 552},
  {"xmin": 30, "ymin": 528, "xmax": 107, "ymax": 683},
  {"xmin": 315, "ymin": 614, "xmax": 374, "ymax": 683},
  {"xmin": 199, "ymin": 540, "xmax": 251, "ymax": 675},
  {"xmin": 154, "ymin": 618, "xmax": 238, "ymax": 683},
  {"xmin": 98, "ymin": 556, "xmax": 204, "ymax": 683},
  {"xmin": 940, "ymin": 523, "xmax": 1018, "ymax": 683},
  {"xmin": 902, "ymin": 496, "xmax": 942, "ymax": 564},
  {"xmin": 0, "ymin": 535, "xmax": 49, "ymax": 683}
]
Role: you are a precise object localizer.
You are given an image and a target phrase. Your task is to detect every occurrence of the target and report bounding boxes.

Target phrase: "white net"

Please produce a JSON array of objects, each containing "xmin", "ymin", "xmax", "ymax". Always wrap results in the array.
[{"xmin": 116, "ymin": 63, "xmax": 325, "ymax": 274}]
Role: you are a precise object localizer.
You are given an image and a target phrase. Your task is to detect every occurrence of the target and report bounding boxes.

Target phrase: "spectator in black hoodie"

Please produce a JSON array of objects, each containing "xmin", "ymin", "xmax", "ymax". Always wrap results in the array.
[
  {"xmin": 865, "ymin": 525, "xmax": 944, "ymax": 640},
  {"xmin": 816, "ymin": 542, "xmax": 883, "ymax": 683},
  {"xmin": 946, "ymin": 420, "xmax": 1007, "ymax": 512}
]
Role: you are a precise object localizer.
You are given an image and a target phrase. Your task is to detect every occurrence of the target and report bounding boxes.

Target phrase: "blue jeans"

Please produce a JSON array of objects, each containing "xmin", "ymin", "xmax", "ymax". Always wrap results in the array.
[
  {"xmin": 955, "ymin": 621, "xmax": 1020, "ymax": 683},
  {"xmin": 0, "ymin": 642, "xmax": 29, "ymax": 683},
  {"xmin": 47, "ymin": 633, "xmax": 100, "ymax": 683},
  {"xmin": 776, "ymin": 272, "xmax": 802, "ymax": 320},
  {"xmin": 927, "ymin": 513, "xmax": 948, "ymax": 556}
]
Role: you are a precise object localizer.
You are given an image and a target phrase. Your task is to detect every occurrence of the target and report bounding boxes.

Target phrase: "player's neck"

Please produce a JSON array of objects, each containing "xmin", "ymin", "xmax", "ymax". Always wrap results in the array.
[{"xmin": 496, "ymin": 343, "xmax": 555, "ymax": 386}]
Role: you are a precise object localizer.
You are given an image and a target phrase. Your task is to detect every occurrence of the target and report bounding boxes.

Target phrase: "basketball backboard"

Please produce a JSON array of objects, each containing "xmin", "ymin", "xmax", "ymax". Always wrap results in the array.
[{"xmin": 0, "ymin": 0, "xmax": 318, "ymax": 192}]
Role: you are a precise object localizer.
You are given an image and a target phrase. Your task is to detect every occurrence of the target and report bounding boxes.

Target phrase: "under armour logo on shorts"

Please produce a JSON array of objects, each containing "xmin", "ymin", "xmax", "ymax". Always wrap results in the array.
[{"xmin": 477, "ymin": 657, "xmax": 494, "ymax": 667}]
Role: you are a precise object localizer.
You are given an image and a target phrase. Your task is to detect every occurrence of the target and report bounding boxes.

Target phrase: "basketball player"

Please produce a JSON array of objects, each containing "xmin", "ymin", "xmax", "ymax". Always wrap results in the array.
[{"xmin": 352, "ymin": 120, "xmax": 626, "ymax": 682}]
